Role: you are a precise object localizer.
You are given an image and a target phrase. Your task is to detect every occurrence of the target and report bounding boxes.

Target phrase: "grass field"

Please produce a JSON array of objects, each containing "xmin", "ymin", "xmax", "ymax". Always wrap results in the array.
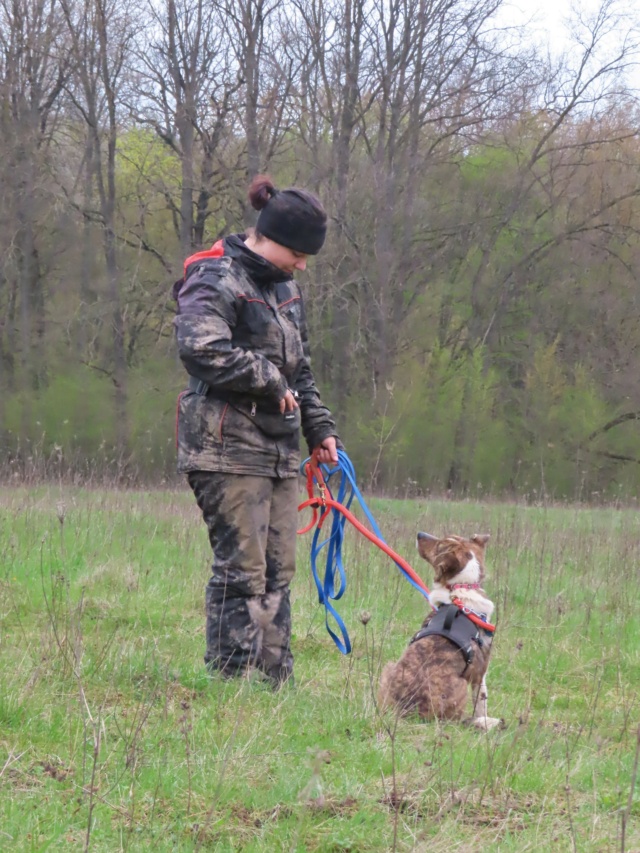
[{"xmin": 1, "ymin": 485, "xmax": 639, "ymax": 852}]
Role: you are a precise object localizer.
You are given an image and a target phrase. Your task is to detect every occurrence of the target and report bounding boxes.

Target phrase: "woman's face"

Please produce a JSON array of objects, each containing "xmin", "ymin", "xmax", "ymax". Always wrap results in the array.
[{"xmin": 254, "ymin": 237, "xmax": 309, "ymax": 274}]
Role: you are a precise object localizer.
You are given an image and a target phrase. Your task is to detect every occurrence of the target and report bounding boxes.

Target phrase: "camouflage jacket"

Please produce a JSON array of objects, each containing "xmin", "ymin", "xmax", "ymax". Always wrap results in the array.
[{"xmin": 173, "ymin": 234, "xmax": 340, "ymax": 478}]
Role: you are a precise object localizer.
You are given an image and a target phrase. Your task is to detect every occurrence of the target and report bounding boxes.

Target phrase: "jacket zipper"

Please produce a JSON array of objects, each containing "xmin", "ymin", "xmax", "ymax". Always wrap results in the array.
[{"xmin": 262, "ymin": 288, "xmax": 289, "ymax": 368}]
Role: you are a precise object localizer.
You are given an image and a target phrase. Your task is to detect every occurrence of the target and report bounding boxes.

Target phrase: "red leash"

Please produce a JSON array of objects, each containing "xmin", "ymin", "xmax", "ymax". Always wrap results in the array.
[
  {"xmin": 298, "ymin": 457, "xmax": 433, "ymax": 598},
  {"xmin": 297, "ymin": 454, "xmax": 496, "ymax": 633}
]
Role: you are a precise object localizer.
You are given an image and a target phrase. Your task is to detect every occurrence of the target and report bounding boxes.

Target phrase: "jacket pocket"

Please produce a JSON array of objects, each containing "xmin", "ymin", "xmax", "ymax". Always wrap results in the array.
[
  {"xmin": 178, "ymin": 391, "xmax": 227, "ymax": 453},
  {"xmin": 229, "ymin": 399, "xmax": 301, "ymax": 439}
]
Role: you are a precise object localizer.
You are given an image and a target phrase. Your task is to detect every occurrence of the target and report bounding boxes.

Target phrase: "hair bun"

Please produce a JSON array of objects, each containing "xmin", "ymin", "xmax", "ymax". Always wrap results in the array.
[{"xmin": 248, "ymin": 174, "xmax": 277, "ymax": 211}]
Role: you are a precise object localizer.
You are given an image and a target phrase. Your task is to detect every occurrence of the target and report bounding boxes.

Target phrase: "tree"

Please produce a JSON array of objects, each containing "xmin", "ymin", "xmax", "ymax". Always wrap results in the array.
[
  {"xmin": 135, "ymin": 0, "xmax": 243, "ymax": 259},
  {"xmin": 0, "ymin": 0, "xmax": 69, "ymax": 442},
  {"xmin": 61, "ymin": 0, "xmax": 137, "ymax": 456}
]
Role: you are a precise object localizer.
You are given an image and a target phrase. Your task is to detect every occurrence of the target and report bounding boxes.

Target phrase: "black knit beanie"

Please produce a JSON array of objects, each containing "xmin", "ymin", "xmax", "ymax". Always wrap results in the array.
[{"xmin": 256, "ymin": 187, "xmax": 327, "ymax": 255}]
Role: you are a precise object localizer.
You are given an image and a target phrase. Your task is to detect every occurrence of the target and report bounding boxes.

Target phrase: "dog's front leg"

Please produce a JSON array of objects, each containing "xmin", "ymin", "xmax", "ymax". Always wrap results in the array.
[
  {"xmin": 471, "ymin": 674, "xmax": 502, "ymax": 732},
  {"xmin": 472, "ymin": 674, "xmax": 489, "ymax": 718}
]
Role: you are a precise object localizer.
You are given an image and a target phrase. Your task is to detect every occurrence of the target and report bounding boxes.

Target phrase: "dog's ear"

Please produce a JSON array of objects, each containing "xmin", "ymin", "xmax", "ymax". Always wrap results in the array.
[
  {"xmin": 471, "ymin": 534, "xmax": 490, "ymax": 548},
  {"xmin": 416, "ymin": 532, "xmax": 439, "ymax": 563}
]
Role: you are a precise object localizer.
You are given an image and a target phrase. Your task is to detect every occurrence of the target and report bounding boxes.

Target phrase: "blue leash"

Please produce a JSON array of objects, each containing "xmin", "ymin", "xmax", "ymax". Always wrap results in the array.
[{"xmin": 303, "ymin": 449, "xmax": 430, "ymax": 654}]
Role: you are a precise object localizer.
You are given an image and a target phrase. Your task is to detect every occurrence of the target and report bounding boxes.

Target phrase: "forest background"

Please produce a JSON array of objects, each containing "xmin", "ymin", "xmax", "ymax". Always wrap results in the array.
[{"xmin": 2, "ymin": 0, "xmax": 640, "ymax": 500}]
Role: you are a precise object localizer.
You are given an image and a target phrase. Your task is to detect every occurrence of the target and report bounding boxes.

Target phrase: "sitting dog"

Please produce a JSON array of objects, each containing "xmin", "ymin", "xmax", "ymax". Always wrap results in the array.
[{"xmin": 378, "ymin": 532, "xmax": 502, "ymax": 731}]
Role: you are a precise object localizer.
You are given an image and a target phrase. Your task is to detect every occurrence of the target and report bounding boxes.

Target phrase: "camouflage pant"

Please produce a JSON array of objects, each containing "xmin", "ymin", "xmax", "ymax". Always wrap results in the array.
[{"xmin": 188, "ymin": 471, "xmax": 299, "ymax": 684}]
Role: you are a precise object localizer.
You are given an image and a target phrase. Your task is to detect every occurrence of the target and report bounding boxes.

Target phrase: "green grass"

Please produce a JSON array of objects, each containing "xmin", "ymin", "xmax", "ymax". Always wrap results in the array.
[{"xmin": 1, "ymin": 486, "xmax": 639, "ymax": 851}]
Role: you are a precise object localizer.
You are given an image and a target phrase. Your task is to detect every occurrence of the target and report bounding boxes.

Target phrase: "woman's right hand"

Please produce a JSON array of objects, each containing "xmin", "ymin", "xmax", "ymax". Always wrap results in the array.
[{"xmin": 279, "ymin": 389, "xmax": 299, "ymax": 414}]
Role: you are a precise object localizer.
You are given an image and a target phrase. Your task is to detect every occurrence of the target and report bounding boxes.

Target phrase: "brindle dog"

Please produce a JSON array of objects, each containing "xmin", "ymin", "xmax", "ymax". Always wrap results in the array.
[{"xmin": 378, "ymin": 532, "xmax": 502, "ymax": 731}]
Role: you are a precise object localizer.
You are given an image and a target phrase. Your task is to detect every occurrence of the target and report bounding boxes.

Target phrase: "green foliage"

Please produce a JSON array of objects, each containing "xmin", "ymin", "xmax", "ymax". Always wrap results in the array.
[
  {"xmin": 2, "ymin": 361, "xmax": 181, "ymax": 480},
  {"xmin": 4, "ymin": 108, "xmax": 640, "ymax": 497},
  {"xmin": 118, "ymin": 128, "xmax": 181, "ymax": 193}
]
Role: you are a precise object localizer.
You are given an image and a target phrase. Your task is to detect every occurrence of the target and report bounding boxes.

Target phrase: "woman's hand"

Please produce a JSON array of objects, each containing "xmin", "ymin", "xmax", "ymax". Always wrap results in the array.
[
  {"xmin": 314, "ymin": 437, "xmax": 339, "ymax": 465},
  {"xmin": 279, "ymin": 389, "xmax": 300, "ymax": 413}
]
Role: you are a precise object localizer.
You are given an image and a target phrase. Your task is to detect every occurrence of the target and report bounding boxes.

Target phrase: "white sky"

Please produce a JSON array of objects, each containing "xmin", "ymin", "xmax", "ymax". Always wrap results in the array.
[
  {"xmin": 495, "ymin": 0, "xmax": 601, "ymax": 51},
  {"xmin": 493, "ymin": 0, "xmax": 640, "ymax": 89}
]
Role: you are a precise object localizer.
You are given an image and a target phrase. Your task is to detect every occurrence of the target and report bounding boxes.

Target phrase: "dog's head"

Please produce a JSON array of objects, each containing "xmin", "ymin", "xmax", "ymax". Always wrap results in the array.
[{"xmin": 416, "ymin": 532, "xmax": 489, "ymax": 586}]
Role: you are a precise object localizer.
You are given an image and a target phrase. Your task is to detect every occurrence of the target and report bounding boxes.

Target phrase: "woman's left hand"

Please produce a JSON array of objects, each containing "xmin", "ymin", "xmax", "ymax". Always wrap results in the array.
[{"xmin": 314, "ymin": 437, "xmax": 339, "ymax": 465}]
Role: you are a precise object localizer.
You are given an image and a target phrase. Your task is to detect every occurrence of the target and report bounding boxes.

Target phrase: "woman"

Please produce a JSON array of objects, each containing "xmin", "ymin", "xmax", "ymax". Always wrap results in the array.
[{"xmin": 174, "ymin": 175, "xmax": 341, "ymax": 687}]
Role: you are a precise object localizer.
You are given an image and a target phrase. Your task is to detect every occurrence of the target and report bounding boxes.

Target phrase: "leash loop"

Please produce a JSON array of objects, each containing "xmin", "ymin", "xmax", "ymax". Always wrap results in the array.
[{"xmin": 297, "ymin": 450, "xmax": 433, "ymax": 654}]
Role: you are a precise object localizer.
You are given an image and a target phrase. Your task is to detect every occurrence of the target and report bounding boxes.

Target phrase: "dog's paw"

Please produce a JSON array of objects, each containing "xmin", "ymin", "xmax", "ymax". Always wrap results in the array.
[{"xmin": 470, "ymin": 716, "xmax": 504, "ymax": 732}]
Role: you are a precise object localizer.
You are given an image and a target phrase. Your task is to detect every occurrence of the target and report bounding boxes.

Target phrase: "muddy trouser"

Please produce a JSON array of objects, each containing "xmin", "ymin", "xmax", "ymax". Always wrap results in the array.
[{"xmin": 187, "ymin": 471, "xmax": 298, "ymax": 683}]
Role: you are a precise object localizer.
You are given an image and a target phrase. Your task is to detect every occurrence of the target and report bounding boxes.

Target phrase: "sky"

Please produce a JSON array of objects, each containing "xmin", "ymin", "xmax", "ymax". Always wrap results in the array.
[
  {"xmin": 496, "ymin": 0, "xmax": 601, "ymax": 51},
  {"xmin": 493, "ymin": 0, "xmax": 640, "ymax": 90},
  {"xmin": 501, "ymin": 0, "xmax": 600, "ymax": 50}
]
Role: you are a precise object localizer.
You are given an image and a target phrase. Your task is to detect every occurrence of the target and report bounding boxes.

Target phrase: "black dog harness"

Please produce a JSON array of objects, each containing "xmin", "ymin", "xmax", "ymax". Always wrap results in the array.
[{"xmin": 409, "ymin": 603, "xmax": 493, "ymax": 669}]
